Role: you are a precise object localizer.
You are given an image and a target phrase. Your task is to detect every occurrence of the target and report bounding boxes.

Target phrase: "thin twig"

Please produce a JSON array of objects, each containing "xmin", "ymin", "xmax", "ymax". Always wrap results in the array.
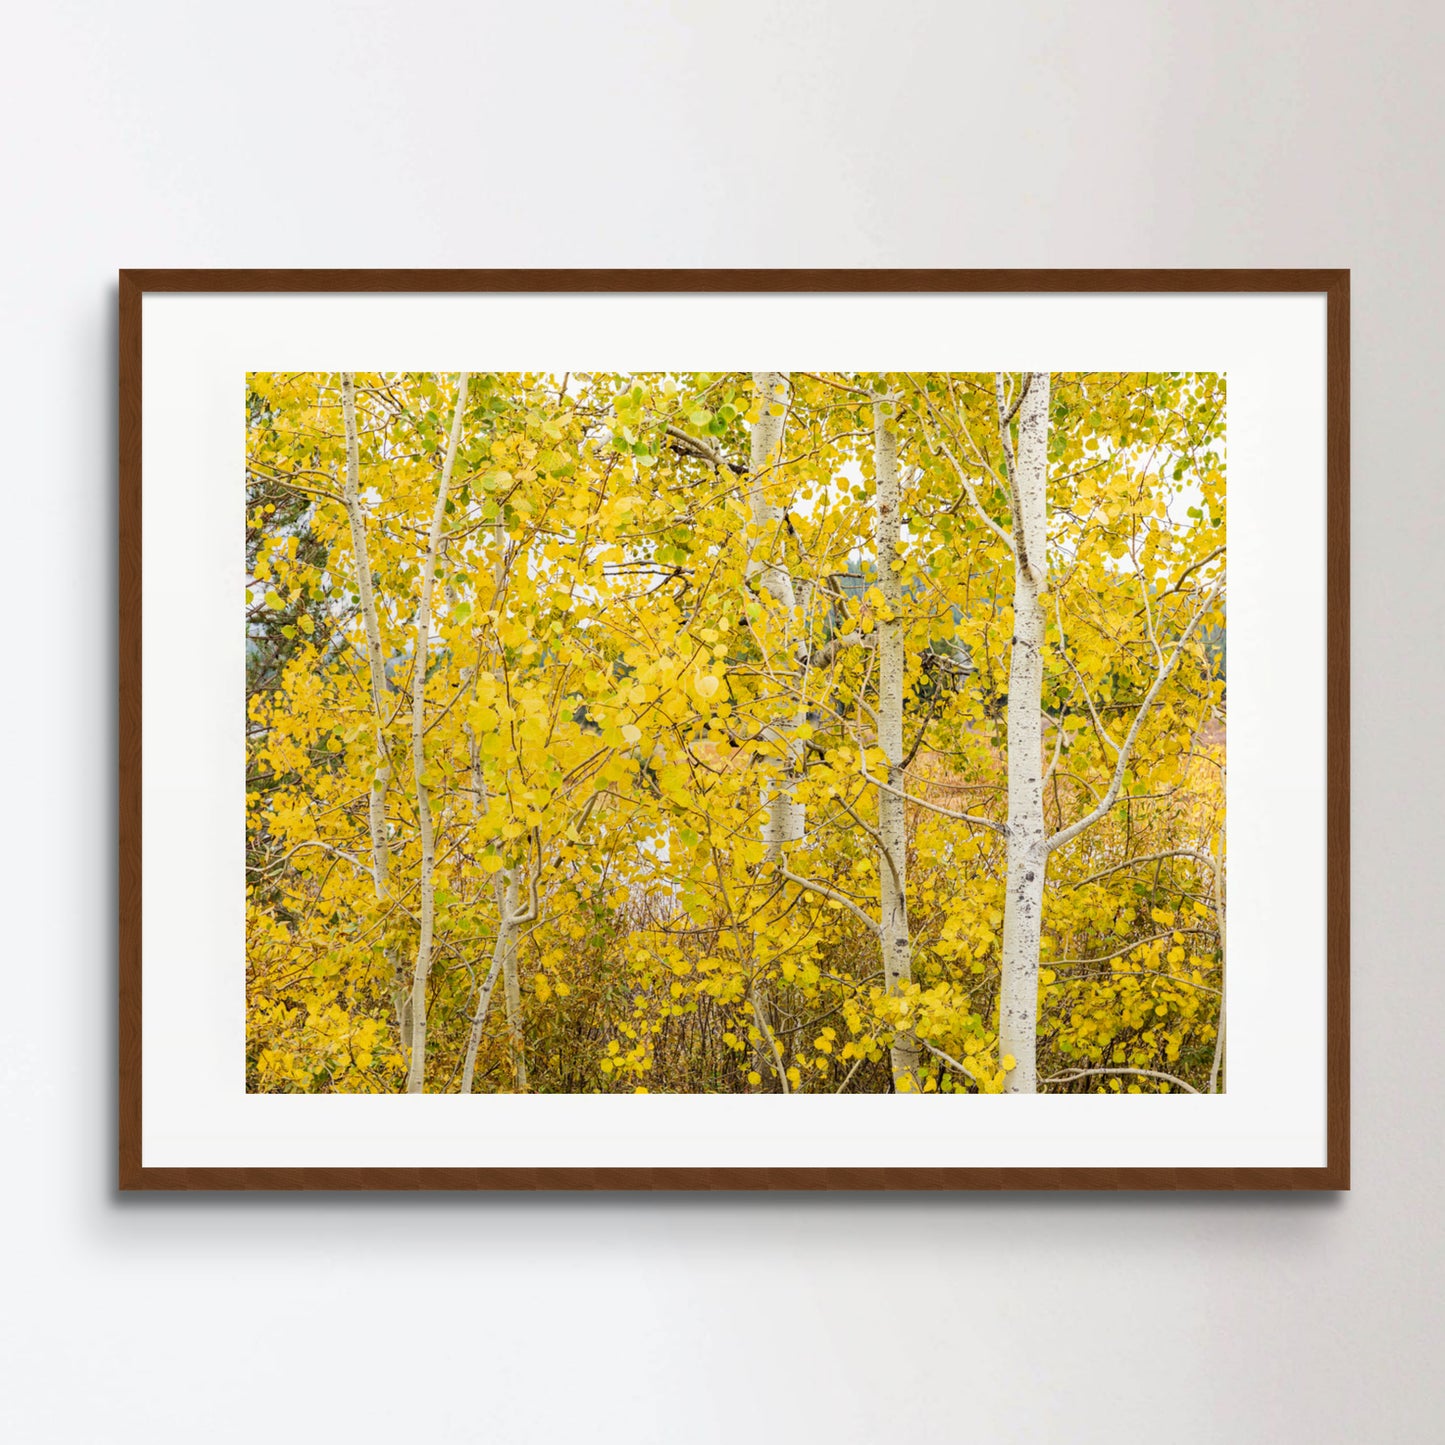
[{"xmin": 1041, "ymin": 1067, "xmax": 1200, "ymax": 1094}]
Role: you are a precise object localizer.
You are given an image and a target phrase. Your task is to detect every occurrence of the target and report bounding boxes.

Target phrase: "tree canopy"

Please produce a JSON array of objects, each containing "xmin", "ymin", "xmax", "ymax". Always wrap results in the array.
[{"xmin": 245, "ymin": 370, "xmax": 1226, "ymax": 1095}]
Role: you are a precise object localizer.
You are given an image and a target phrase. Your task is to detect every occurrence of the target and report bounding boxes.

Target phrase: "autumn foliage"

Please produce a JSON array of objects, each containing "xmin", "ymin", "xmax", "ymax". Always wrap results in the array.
[{"xmin": 245, "ymin": 371, "xmax": 1226, "ymax": 1094}]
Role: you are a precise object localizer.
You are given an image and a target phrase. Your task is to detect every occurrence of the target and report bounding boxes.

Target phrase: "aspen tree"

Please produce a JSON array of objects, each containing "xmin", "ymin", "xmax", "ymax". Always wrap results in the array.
[
  {"xmin": 340, "ymin": 374, "xmax": 409, "ymax": 1056},
  {"xmin": 871, "ymin": 385, "xmax": 921, "ymax": 1089},
  {"xmin": 996, "ymin": 373, "xmax": 1052, "ymax": 1094},
  {"xmin": 403, "ymin": 372, "xmax": 470, "ymax": 1093}
]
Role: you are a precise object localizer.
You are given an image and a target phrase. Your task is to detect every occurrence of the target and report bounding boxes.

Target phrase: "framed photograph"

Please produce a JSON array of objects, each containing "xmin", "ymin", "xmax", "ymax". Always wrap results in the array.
[{"xmin": 119, "ymin": 269, "xmax": 1348, "ymax": 1190}]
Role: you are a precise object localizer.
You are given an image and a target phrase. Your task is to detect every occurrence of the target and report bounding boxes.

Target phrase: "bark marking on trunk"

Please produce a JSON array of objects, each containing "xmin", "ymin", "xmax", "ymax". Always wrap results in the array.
[
  {"xmin": 874, "ymin": 387, "xmax": 921, "ymax": 1091},
  {"xmin": 340, "ymin": 374, "xmax": 407, "ymax": 1053},
  {"xmin": 998, "ymin": 373, "xmax": 1051, "ymax": 1095},
  {"xmin": 403, "ymin": 372, "xmax": 470, "ymax": 1093},
  {"xmin": 749, "ymin": 371, "xmax": 806, "ymax": 861}
]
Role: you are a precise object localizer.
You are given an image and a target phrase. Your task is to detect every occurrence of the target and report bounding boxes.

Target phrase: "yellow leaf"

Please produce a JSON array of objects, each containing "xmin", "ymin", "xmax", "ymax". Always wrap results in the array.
[{"xmin": 621, "ymin": 724, "xmax": 643, "ymax": 746}]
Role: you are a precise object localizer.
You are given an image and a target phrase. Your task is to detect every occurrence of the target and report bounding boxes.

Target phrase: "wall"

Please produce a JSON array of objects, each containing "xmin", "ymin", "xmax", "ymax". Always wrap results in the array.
[{"xmin": 2, "ymin": 2, "xmax": 1441, "ymax": 1439}]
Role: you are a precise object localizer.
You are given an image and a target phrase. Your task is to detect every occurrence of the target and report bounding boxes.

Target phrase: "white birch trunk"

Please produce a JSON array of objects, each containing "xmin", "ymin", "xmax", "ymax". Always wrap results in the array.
[
  {"xmin": 998, "ymin": 373, "xmax": 1051, "ymax": 1095},
  {"xmin": 403, "ymin": 372, "xmax": 470, "ymax": 1094},
  {"xmin": 747, "ymin": 371, "xmax": 796, "ymax": 612},
  {"xmin": 749, "ymin": 371, "xmax": 805, "ymax": 860},
  {"xmin": 458, "ymin": 638, "xmax": 510, "ymax": 1093},
  {"xmin": 873, "ymin": 388, "xmax": 921, "ymax": 1090},
  {"xmin": 487, "ymin": 512, "xmax": 529, "ymax": 1091},
  {"xmin": 460, "ymin": 874, "xmax": 517, "ymax": 1094},
  {"xmin": 1209, "ymin": 834, "xmax": 1227, "ymax": 1093},
  {"xmin": 499, "ymin": 869, "xmax": 528, "ymax": 1091},
  {"xmin": 340, "ymin": 375, "xmax": 408, "ymax": 1054}
]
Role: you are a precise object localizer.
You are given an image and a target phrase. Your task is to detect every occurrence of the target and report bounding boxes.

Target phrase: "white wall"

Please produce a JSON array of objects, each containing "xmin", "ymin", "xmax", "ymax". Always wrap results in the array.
[{"xmin": 2, "ymin": 2, "xmax": 1440, "ymax": 1439}]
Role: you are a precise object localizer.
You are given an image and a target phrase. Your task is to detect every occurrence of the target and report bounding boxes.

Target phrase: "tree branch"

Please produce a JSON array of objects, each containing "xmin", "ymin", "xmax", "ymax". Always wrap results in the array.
[
  {"xmin": 664, "ymin": 423, "xmax": 747, "ymax": 474},
  {"xmin": 806, "ymin": 630, "xmax": 874, "ymax": 668},
  {"xmin": 1046, "ymin": 572, "xmax": 1225, "ymax": 855},
  {"xmin": 907, "ymin": 378, "xmax": 1017, "ymax": 555},
  {"xmin": 752, "ymin": 987, "xmax": 790, "ymax": 1093},
  {"xmin": 1049, "ymin": 928, "xmax": 1217, "ymax": 968},
  {"xmin": 1044, "ymin": 965, "xmax": 1220, "ymax": 997},
  {"xmin": 915, "ymin": 1036, "xmax": 987, "ymax": 1089},
  {"xmin": 1061, "ymin": 849, "xmax": 1217, "ymax": 890},
  {"xmin": 999, "ymin": 370, "xmax": 1032, "ymax": 429},
  {"xmin": 857, "ymin": 767, "xmax": 1004, "ymax": 833},
  {"xmin": 1041, "ymin": 1067, "xmax": 1201, "ymax": 1094},
  {"xmin": 781, "ymin": 869, "xmax": 882, "ymax": 937}
]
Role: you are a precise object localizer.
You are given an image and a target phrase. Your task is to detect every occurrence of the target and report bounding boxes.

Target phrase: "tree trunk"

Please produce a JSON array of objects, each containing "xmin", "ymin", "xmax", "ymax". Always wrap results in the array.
[
  {"xmin": 746, "ymin": 371, "xmax": 795, "ymax": 612},
  {"xmin": 998, "ymin": 373, "xmax": 1051, "ymax": 1095},
  {"xmin": 460, "ymin": 639, "xmax": 512, "ymax": 1094},
  {"xmin": 748, "ymin": 371, "xmax": 807, "ymax": 861},
  {"xmin": 461, "ymin": 874, "xmax": 516, "ymax": 1094},
  {"xmin": 340, "ymin": 374, "xmax": 407, "ymax": 1058},
  {"xmin": 1209, "ymin": 833, "xmax": 1227, "ymax": 1093},
  {"xmin": 498, "ymin": 870, "xmax": 528, "ymax": 1090},
  {"xmin": 485, "ymin": 505, "xmax": 530, "ymax": 1091},
  {"xmin": 873, "ymin": 387, "xmax": 921, "ymax": 1091},
  {"xmin": 403, "ymin": 372, "xmax": 470, "ymax": 1094}
]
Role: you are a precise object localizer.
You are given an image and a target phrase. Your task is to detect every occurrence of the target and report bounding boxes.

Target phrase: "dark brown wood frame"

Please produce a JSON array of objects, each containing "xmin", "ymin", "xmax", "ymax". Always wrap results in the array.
[{"xmin": 119, "ymin": 269, "xmax": 1349, "ymax": 1191}]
